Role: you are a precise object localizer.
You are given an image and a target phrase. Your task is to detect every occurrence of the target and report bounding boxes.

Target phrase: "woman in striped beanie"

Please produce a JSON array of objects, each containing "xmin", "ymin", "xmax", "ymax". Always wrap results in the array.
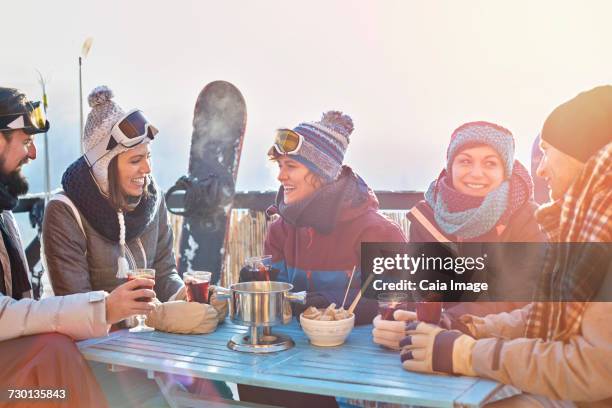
[
  {"xmin": 238, "ymin": 111, "xmax": 406, "ymax": 408},
  {"xmin": 372, "ymin": 121, "xmax": 546, "ymax": 353}
]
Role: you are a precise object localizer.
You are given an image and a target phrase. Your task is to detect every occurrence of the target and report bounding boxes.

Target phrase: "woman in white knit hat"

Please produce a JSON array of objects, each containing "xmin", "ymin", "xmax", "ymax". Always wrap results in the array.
[{"xmin": 42, "ymin": 85, "xmax": 184, "ymax": 302}]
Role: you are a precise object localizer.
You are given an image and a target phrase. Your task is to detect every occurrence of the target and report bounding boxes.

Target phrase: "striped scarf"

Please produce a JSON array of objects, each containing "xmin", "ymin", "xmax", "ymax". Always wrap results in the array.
[
  {"xmin": 424, "ymin": 160, "xmax": 532, "ymax": 239},
  {"xmin": 525, "ymin": 142, "xmax": 612, "ymax": 341}
]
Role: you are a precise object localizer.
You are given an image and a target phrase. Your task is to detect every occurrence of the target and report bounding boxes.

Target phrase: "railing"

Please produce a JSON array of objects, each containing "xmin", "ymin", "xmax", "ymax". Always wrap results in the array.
[
  {"xmin": 17, "ymin": 190, "xmax": 423, "ymax": 297},
  {"xmin": 167, "ymin": 191, "xmax": 423, "ymax": 286}
]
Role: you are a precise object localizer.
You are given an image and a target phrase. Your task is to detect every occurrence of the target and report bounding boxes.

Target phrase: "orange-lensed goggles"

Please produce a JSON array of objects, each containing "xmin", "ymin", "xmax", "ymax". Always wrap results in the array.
[{"xmin": 272, "ymin": 128, "xmax": 303, "ymax": 155}]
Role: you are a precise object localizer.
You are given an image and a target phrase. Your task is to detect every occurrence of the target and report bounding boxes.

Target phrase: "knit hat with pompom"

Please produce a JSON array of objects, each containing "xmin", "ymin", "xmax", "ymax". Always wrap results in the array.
[
  {"xmin": 278, "ymin": 111, "xmax": 354, "ymax": 181},
  {"xmin": 83, "ymin": 86, "xmax": 155, "ymax": 279},
  {"xmin": 83, "ymin": 86, "xmax": 148, "ymax": 194}
]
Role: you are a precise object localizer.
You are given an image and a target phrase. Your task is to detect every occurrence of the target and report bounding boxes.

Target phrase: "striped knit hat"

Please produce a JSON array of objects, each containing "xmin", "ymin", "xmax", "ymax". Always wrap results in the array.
[
  {"xmin": 289, "ymin": 111, "xmax": 354, "ymax": 181},
  {"xmin": 446, "ymin": 121, "xmax": 515, "ymax": 177}
]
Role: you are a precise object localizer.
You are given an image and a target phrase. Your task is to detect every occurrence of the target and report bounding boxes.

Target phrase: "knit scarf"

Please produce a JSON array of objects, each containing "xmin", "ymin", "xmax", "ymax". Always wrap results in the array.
[
  {"xmin": 525, "ymin": 142, "xmax": 612, "ymax": 341},
  {"xmin": 273, "ymin": 166, "xmax": 370, "ymax": 235},
  {"xmin": 0, "ymin": 182, "xmax": 30, "ymax": 299},
  {"xmin": 62, "ymin": 156, "xmax": 159, "ymax": 243},
  {"xmin": 424, "ymin": 160, "xmax": 532, "ymax": 239}
]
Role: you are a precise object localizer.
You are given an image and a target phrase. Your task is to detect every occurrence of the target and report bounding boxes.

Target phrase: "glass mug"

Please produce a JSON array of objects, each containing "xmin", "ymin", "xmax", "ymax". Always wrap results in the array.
[
  {"xmin": 126, "ymin": 268, "xmax": 156, "ymax": 333},
  {"xmin": 183, "ymin": 271, "xmax": 212, "ymax": 303},
  {"xmin": 239, "ymin": 255, "xmax": 279, "ymax": 282},
  {"xmin": 377, "ymin": 292, "xmax": 408, "ymax": 321}
]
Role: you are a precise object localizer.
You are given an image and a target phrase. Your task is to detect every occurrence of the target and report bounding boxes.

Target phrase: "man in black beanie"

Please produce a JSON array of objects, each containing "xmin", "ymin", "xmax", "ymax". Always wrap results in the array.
[
  {"xmin": 0, "ymin": 87, "xmax": 159, "ymax": 407},
  {"xmin": 537, "ymin": 85, "xmax": 612, "ymax": 200}
]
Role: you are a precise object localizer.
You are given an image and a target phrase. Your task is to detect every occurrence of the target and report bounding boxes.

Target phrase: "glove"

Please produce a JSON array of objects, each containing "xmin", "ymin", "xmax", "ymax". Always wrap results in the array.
[
  {"xmin": 146, "ymin": 301, "xmax": 219, "ymax": 334},
  {"xmin": 169, "ymin": 285, "xmax": 187, "ymax": 301},
  {"xmin": 291, "ymin": 292, "xmax": 330, "ymax": 317},
  {"xmin": 209, "ymin": 285, "xmax": 228, "ymax": 323},
  {"xmin": 353, "ymin": 297, "xmax": 380, "ymax": 326},
  {"xmin": 399, "ymin": 321, "xmax": 476, "ymax": 376},
  {"xmin": 372, "ymin": 310, "xmax": 417, "ymax": 350}
]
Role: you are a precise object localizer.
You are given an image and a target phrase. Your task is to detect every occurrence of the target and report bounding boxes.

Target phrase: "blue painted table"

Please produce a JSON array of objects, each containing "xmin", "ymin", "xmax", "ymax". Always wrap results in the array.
[{"xmin": 78, "ymin": 321, "xmax": 504, "ymax": 407}]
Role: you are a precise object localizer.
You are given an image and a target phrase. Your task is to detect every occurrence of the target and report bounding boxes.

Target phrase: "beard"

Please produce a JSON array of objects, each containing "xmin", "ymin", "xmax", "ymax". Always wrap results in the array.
[
  {"xmin": 0, "ymin": 156, "xmax": 29, "ymax": 198},
  {"xmin": 0, "ymin": 170, "xmax": 29, "ymax": 197}
]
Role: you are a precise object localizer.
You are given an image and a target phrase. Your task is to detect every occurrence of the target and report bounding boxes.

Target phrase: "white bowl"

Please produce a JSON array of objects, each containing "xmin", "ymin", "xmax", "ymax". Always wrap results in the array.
[{"xmin": 299, "ymin": 313, "xmax": 355, "ymax": 347}]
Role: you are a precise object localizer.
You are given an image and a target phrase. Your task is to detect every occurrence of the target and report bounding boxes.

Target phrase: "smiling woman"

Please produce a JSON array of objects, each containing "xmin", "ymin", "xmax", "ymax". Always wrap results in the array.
[
  {"xmin": 406, "ymin": 121, "xmax": 546, "ymax": 319},
  {"xmin": 41, "ymin": 85, "xmax": 183, "ymax": 302},
  {"xmin": 107, "ymin": 143, "xmax": 152, "ymax": 210},
  {"xmin": 238, "ymin": 111, "xmax": 407, "ymax": 408},
  {"xmin": 451, "ymin": 145, "xmax": 505, "ymax": 197},
  {"xmin": 274, "ymin": 155, "xmax": 323, "ymax": 204}
]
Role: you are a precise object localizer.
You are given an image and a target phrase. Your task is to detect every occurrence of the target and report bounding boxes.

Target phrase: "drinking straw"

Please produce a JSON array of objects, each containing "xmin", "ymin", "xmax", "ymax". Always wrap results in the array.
[
  {"xmin": 348, "ymin": 273, "xmax": 375, "ymax": 315},
  {"xmin": 341, "ymin": 265, "xmax": 357, "ymax": 309}
]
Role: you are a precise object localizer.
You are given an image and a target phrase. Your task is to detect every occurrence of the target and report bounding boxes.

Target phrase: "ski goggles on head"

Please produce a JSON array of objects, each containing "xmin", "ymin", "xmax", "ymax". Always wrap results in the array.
[
  {"xmin": 0, "ymin": 101, "xmax": 49, "ymax": 135},
  {"xmin": 271, "ymin": 128, "xmax": 303, "ymax": 155},
  {"xmin": 85, "ymin": 109, "xmax": 158, "ymax": 166}
]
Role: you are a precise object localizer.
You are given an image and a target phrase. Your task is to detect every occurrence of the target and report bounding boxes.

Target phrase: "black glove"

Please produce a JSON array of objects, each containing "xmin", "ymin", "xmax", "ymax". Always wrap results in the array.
[
  {"xmin": 352, "ymin": 297, "xmax": 380, "ymax": 326},
  {"xmin": 292, "ymin": 292, "xmax": 330, "ymax": 316}
]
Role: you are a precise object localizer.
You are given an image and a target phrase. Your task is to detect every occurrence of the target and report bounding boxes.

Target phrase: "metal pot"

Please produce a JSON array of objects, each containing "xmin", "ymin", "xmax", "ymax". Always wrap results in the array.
[{"xmin": 216, "ymin": 281, "xmax": 306, "ymax": 327}]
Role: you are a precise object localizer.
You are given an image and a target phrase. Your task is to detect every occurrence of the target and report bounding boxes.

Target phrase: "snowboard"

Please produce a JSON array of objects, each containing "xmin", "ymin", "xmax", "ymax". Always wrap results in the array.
[{"xmin": 166, "ymin": 81, "xmax": 246, "ymax": 285}]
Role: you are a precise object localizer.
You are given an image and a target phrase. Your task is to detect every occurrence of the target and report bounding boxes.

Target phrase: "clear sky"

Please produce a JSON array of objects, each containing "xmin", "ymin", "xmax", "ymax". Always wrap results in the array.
[{"xmin": 3, "ymin": 0, "xmax": 612, "ymax": 195}]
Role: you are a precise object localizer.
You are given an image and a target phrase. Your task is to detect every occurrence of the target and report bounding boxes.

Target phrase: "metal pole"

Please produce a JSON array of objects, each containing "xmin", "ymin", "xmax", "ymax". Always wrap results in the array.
[
  {"xmin": 43, "ymin": 114, "xmax": 50, "ymax": 203},
  {"xmin": 36, "ymin": 69, "xmax": 51, "ymax": 203},
  {"xmin": 78, "ymin": 56, "xmax": 84, "ymax": 154}
]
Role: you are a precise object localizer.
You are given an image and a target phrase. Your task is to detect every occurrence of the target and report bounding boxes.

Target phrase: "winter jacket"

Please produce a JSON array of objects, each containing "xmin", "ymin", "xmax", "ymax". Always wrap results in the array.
[
  {"xmin": 407, "ymin": 199, "xmax": 546, "ymax": 317},
  {"xmin": 461, "ymin": 144, "xmax": 612, "ymax": 407},
  {"xmin": 466, "ymin": 300, "xmax": 612, "ymax": 407},
  {"xmin": 0, "ymin": 210, "xmax": 109, "ymax": 342},
  {"xmin": 43, "ymin": 194, "xmax": 183, "ymax": 302},
  {"xmin": 265, "ymin": 167, "xmax": 407, "ymax": 323}
]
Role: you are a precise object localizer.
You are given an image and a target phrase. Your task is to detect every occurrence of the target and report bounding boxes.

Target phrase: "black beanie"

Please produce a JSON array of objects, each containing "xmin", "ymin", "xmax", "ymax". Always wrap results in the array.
[
  {"xmin": 0, "ymin": 88, "xmax": 28, "ymax": 116},
  {"xmin": 541, "ymin": 85, "xmax": 612, "ymax": 163}
]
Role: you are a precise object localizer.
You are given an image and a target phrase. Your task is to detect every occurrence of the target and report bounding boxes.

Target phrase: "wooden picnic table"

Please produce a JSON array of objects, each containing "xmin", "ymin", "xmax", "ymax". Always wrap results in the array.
[{"xmin": 78, "ymin": 320, "xmax": 505, "ymax": 408}]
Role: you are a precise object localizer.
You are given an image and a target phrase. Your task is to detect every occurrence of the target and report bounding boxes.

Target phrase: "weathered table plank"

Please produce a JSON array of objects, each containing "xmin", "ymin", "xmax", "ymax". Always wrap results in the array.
[{"xmin": 78, "ymin": 321, "xmax": 502, "ymax": 407}]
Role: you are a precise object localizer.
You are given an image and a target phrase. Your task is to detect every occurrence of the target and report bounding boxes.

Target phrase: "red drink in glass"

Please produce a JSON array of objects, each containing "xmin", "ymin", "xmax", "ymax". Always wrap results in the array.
[
  {"xmin": 183, "ymin": 271, "xmax": 212, "ymax": 304},
  {"xmin": 186, "ymin": 281, "xmax": 210, "ymax": 303},
  {"xmin": 377, "ymin": 293, "xmax": 408, "ymax": 321},
  {"xmin": 126, "ymin": 268, "xmax": 156, "ymax": 333},
  {"xmin": 240, "ymin": 255, "xmax": 277, "ymax": 282},
  {"xmin": 127, "ymin": 272, "xmax": 155, "ymax": 302},
  {"xmin": 416, "ymin": 302, "xmax": 442, "ymax": 324}
]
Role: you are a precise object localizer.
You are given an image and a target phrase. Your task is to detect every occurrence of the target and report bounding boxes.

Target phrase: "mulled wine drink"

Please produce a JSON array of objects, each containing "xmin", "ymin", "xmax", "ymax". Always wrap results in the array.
[
  {"xmin": 183, "ymin": 271, "xmax": 212, "ymax": 303},
  {"xmin": 240, "ymin": 255, "xmax": 277, "ymax": 282},
  {"xmin": 377, "ymin": 292, "xmax": 408, "ymax": 321},
  {"xmin": 127, "ymin": 271, "xmax": 155, "ymax": 302},
  {"xmin": 416, "ymin": 302, "xmax": 442, "ymax": 324},
  {"xmin": 126, "ymin": 268, "xmax": 156, "ymax": 333}
]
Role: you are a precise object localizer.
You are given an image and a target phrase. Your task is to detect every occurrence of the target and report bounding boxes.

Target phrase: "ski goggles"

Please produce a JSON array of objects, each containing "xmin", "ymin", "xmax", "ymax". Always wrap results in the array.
[
  {"xmin": 0, "ymin": 101, "xmax": 49, "ymax": 135},
  {"xmin": 271, "ymin": 128, "xmax": 303, "ymax": 155},
  {"xmin": 85, "ymin": 109, "xmax": 158, "ymax": 166}
]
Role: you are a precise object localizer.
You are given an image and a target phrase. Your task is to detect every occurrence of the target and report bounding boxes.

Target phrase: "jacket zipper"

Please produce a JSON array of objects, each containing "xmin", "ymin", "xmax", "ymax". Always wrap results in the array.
[
  {"xmin": 124, "ymin": 244, "xmax": 138, "ymax": 270},
  {"xmin": 137, "ymin": 239, "xmax": 147, "ymax": 269}
]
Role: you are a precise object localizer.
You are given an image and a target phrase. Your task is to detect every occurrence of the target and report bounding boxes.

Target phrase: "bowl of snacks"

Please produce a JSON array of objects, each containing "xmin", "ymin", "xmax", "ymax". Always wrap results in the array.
[{"xmin": 299, "ymin": 303, "xmax": 355, "ymax": 347}]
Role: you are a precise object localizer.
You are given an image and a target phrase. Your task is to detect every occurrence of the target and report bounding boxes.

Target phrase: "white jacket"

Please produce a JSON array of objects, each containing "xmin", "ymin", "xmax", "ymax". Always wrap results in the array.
[{"xmin": 0, "ymin": 210, "xmax": 109, "ymax": 342}]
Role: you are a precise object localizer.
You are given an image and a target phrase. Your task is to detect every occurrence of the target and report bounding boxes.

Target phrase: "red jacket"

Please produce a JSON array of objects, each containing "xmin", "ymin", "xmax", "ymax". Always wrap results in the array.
[{"xmin": 265, "ymin": 172, "xmax": 406, "ymax": 322}]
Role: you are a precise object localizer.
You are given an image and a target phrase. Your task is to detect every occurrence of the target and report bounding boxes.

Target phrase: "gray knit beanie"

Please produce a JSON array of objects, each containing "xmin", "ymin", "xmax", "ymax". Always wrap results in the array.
[{"xmin": 84, "ymin": 86, "xmax": 146, "ymax": 194}]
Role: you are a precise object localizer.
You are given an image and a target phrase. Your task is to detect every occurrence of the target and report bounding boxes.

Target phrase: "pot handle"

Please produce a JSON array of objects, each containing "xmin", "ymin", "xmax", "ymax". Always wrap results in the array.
[
  {"xmin": 214, "ymin": 286, "xmax": 231, "ymax": 300},
  {"xmin": 286, "ymin": 291, "xmax": 307, "ymax": 304}
]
